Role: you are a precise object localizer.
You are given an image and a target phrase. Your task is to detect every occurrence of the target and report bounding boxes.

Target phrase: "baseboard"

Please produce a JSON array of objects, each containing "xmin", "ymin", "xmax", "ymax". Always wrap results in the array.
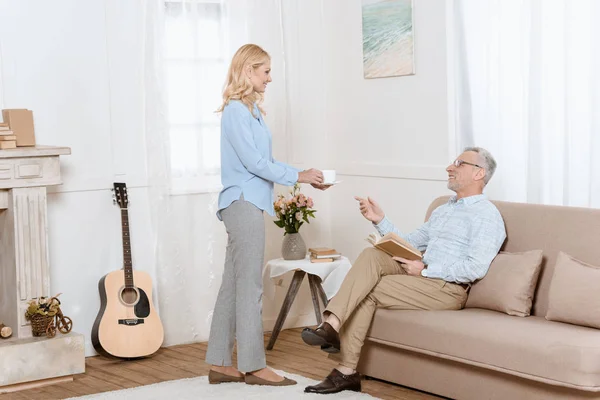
[
  {"xmin": 0, "ymin": 375, "xmax": 73, "ymax": 394},
  {"xmin": 263, "ymin": 313, "xmax": 317, "ymax": 333}
]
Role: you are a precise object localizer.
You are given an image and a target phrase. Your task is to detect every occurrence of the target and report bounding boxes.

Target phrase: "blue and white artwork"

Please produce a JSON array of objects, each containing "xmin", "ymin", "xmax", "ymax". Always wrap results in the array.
[{"xmin": 362, "ymin": 0, "xmax": 414, "ymax": 78}]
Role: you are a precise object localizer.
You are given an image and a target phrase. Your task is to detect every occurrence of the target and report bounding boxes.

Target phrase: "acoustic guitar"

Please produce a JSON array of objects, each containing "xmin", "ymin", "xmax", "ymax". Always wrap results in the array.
[{"xmin": 91, "ymin": 182, "xmax": 164, "ymax": 358}]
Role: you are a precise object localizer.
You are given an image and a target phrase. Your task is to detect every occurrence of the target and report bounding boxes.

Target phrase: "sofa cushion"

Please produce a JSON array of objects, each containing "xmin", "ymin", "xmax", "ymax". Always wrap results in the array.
[
  {"xmin": 545, "ymin": 252, "xmax": 600, "ymax": 329},
  {"xmin": 465, "ymin": 250, "xmax": 543, "ymax": 316},
  {"xmin": 367, "ymin": 308, "xmax": 600, "ymax": 389}
]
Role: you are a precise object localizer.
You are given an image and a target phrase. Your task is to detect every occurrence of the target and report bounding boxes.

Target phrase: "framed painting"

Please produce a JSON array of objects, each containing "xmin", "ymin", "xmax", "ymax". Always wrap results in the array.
[{"xmin": 362, "ymin": 0, "xmax": 415, "ymax": 78}]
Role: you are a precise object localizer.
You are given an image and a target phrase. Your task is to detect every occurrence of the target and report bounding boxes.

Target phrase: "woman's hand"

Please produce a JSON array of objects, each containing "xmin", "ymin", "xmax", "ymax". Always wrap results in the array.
[
  {"xmin": 311, "ymin": 183, "xmax": 331, "ymax": 191},
  {"xmin": 298, "ymin": 169, "xmax": 324, "ymax": 185},
  {"xmin": 354, "ymin": 196, "xmax": 385, "ymax": 224}
]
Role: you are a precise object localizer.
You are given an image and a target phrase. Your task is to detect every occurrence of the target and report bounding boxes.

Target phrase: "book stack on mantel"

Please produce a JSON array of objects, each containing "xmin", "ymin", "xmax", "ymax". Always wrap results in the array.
[
  {"xmin": 1, "ymin": 108, "xmax": 37, "ymax": 149},
  {"xmin": 309, "ymin": 247, "xmax": 341, "ymax": 263},
  {"xmin": 0, "ymin": 123, "xmax": 16, "ymax": 149}
]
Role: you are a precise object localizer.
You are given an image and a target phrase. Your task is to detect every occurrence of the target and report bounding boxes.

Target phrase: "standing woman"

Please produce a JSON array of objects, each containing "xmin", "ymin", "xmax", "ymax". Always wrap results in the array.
[{"xmin": 205, "ymin": 44, "xmax": 325, "ymax": 386}]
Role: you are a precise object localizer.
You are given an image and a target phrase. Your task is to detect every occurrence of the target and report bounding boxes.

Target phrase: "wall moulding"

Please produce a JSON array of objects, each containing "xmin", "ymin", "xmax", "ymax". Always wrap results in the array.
[{"xmin": 336, "ymin": 162, "xmax": 449, "ymax": 182}]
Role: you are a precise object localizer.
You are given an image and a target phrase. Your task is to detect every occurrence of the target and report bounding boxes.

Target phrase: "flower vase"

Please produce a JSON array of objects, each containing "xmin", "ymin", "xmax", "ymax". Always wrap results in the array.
[{"xmin": 281, "ymin": 232, "xmax": 307, "ymax": 260}]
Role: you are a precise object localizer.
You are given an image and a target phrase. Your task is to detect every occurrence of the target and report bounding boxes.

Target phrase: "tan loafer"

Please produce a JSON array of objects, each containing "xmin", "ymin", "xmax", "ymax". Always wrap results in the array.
[
  {"xmin": 208, "ymin": 370, "xmax": 245, "ymax": 384},
  {"xmin": 245, "ymin": 373, "xmax": 297, "ymax": 386}
]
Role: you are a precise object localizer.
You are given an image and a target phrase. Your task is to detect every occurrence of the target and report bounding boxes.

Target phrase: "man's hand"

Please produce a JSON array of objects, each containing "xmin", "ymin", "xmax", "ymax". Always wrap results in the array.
[
  {"xmin": 393, "ymin": 257, "xmax": 426, "ymax": 277},
  {"xmin": 298, "ymin": 169, "xmax": 324, "ymax": 185},
  {"xmin": 354, "ymin": 196, "xmax": 385, "ymax": 224}
]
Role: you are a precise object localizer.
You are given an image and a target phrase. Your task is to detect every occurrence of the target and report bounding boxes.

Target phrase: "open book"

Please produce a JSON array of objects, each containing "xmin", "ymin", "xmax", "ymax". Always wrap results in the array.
[{"xmin": 366, "ymin": 232, "xmax": 422, "ymax": 261}]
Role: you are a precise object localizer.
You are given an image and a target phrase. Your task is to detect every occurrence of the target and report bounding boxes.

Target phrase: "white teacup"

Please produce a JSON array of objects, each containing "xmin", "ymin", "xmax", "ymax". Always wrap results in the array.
[{"xmin": 322, "ymin": 170, "xmax": 336, "ymax": 184}]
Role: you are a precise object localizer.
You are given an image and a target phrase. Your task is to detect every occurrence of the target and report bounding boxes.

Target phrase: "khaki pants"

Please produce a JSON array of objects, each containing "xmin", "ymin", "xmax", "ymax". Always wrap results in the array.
[{"xmin": 325, "ymin": 247, "xmax": 468, "ymax": 369}]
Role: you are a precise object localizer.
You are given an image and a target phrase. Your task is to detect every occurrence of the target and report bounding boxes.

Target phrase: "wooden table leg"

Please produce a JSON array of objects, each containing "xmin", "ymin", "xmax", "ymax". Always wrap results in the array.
[
  {"xmin": 266, "ymin": 270, "xmax": 306, "ymax": 350},
  {"xmin": 307, "ymin": 275, "xmax": 323, "ymax": 325},
  {"xmin": 314, "ymin": 277, "xmax": 329, "ymax": 307}
]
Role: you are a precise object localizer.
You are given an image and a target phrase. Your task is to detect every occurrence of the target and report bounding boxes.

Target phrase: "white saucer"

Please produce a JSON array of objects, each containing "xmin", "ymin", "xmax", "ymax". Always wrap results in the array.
[{"xmin": 323, "ymin": 180, "xmax": 342, "ymax": 186}]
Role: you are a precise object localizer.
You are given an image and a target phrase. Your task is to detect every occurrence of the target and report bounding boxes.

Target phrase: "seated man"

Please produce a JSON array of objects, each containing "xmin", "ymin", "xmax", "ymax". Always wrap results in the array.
[{"xmin": 301, "ymin": 147, "xmax": 507, "ymax": 394}]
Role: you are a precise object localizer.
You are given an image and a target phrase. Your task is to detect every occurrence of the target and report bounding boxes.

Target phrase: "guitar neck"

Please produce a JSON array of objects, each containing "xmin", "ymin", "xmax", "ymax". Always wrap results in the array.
[{"xmin": 121, "ymin": 208, "xmax": 134, "ymax": 287}]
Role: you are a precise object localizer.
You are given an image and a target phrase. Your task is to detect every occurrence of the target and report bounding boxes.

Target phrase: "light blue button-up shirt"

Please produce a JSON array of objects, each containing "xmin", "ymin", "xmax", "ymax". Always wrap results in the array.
[
  {"xmin": 217, "ymin": 100, "xmax": 299, "ymax": 220},
  {"xmin": 374, "ymin": 194, "xmax": 506, "ymax": 283}
]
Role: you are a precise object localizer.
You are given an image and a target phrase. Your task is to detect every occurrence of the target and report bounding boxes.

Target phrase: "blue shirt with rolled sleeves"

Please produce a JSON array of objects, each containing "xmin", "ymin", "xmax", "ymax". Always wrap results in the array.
[
  {"xmin": 217, "ymin": 100, "xmax": 299, "ymax": 220},
  {"xmin": 374, "ymin": 194, "xmax": 506, "ymax": 283}
]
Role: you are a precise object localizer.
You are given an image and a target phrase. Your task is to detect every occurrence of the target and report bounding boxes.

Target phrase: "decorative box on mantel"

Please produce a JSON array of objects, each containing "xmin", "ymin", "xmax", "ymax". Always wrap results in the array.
[{"xmin": 0, "ymin": 145, "xmax": 85, "ymax": 393}]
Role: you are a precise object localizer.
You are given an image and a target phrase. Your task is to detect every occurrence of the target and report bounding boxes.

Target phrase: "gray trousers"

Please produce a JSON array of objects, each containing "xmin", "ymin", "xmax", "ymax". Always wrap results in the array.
[{"xmin": 205, "ymin": 196, "xmax": 266, "ymax": 372}]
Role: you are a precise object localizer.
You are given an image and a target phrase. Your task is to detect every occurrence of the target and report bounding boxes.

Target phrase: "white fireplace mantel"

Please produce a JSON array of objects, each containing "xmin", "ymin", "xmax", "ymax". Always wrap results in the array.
[{"xmin": 0, "ymin": 145, "xmax": 85, "ymax": 393}]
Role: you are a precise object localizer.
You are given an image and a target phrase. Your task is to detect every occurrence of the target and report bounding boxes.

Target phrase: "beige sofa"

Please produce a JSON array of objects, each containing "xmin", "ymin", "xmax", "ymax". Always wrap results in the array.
[{"xmin": 357, "ymin": 196, "xmax": 600, "ymax": 400}]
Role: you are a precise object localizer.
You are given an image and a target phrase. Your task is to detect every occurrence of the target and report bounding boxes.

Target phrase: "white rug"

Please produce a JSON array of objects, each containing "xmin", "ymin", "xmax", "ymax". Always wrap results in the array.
[{"xmin": 65, "ymin": 370, "xmax": 379, "ymax": 399}]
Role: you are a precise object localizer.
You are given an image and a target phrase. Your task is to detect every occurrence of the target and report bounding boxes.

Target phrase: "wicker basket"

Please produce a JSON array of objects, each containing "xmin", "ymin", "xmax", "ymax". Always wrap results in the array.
[{"xmin": 30, "ymin": 314, "xmax": 53, "ymax": 337}]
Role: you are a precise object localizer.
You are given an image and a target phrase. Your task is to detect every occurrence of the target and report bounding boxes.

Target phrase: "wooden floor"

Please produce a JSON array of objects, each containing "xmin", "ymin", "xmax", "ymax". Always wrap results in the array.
[{"xmin": 1, "ymin": 328, "xmax": 441, "ymax": 400}]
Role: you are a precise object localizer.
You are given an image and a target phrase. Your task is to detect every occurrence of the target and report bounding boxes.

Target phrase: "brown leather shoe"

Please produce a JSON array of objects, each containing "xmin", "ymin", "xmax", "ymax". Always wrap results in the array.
[
  {"xmin": 208, "ymin": 370, "xmax": 245, "ymax": 384},
  {"xmin": 245, "ymin": 373, "xmax": 297, "ymax": 386},
  {"xmin": 301, "ymin": 322, "xmax": 340, "ymax": 353},
  {"xmin": 304, "ymin": 368, "xmax": 361, "ymax": 394}
]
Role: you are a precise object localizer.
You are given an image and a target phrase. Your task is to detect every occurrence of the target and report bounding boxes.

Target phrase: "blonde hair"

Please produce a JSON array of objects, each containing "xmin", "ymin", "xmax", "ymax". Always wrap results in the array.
[{"xmin": 217, "ymin": 44, "xmax": 270, "ymax": 117}]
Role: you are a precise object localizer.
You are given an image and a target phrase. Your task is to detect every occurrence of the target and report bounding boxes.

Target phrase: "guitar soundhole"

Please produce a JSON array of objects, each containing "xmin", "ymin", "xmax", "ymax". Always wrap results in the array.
[{"xmin": 121, "ymin": 287, "xmax": 139, "ymax": 305}]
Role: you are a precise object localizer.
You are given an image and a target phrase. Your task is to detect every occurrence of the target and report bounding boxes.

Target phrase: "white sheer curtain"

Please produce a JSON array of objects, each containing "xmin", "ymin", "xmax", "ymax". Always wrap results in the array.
[
  {"xmin": 164, "ymin": 1, "xmax": 225, "ymax": 192},
  {"xmin": 142, "ymin": 0, "xmax": 290, "ymax": 345},
  {"xmin": 163, "ymin": 0, "xmax": 290, "ymax": 194},
  {"xmin": 453, "ymin": 0, "xmax": 600, "ymax": 207}
]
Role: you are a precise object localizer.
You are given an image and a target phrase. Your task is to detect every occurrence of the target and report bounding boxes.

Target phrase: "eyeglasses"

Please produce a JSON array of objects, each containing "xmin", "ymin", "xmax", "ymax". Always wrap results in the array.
[{"xmin": 453, "ymin": 159, "xmax": 483, "ymax": 169}]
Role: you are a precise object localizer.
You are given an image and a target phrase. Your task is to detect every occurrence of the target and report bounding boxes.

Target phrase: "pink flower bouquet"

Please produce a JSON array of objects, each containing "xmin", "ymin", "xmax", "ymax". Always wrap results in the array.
[{"xmin": 273, "ymin": 184, "xmax": 316, "ymax": 234}]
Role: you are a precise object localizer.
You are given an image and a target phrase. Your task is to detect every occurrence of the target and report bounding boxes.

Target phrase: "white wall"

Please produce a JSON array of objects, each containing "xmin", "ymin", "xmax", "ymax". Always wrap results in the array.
[
  {"xmin": 260, "ymin": 0, "xmax": 455, "ymax": 329},
  {"xmin": 0, "ymin": 0, "xmax": 325, "ymax": 354},
  {"xmin": 326, "ymin": 0, "xmax": 452, "ymax": 261},
  {"xmin": 0, "ymin": 0, "xmax": 455, "ymax": 355},
  {"xmin": 0, "ymin": 0, "xmax": 154, "ymax": 356},
  {"xmin": 282, "ymin": 0, "xmax": 454, "ymax": 263}
]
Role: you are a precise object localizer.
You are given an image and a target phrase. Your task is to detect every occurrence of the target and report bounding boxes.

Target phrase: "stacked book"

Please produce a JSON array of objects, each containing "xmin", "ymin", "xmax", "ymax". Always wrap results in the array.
[
  {"xmin": 309, "ymin": 247, "xmax": 342, "ymax": 263},
  {"xmin": 0, "ymin": 123, "xmax": 16, "ymax": 149}
]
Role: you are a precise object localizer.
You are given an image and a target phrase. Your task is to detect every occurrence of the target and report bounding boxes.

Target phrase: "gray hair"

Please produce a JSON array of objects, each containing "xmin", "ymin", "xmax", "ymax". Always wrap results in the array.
[{"xmin": 464, "ymin": 147, "xmax": 497, "ymax": 185}]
